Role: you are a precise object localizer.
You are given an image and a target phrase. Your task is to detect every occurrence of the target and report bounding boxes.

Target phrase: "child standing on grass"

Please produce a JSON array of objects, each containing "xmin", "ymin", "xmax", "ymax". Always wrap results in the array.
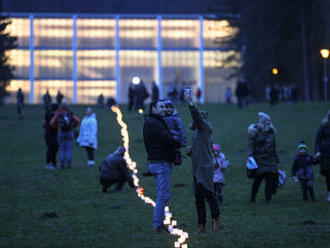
[
  {"xmin": 291, "ymin": 141, "xmax": 316, "ymax": 201},
  {"xmin": 212, "ymin": 144, "xmax": 229, "ymax": 204}
]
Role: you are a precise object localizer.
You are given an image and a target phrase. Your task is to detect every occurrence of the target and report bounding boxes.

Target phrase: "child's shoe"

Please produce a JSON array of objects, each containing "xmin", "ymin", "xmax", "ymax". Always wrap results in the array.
[
  {"xmin": 195, "ymin": 224, "xmax": 206, "ymax": 234},
  {"xmin": 212, "ymin": 219, "xmax": 225, "ymax": 232},
  {"xmin": 143, "ymin": 170, "xmax": 152, "ymax": 177}
]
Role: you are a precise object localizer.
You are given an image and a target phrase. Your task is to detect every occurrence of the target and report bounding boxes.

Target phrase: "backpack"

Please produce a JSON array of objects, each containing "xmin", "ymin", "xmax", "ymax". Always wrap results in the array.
[{"xmin": 58, "ymin": 112, "xmax": 73, "ymax": 131}]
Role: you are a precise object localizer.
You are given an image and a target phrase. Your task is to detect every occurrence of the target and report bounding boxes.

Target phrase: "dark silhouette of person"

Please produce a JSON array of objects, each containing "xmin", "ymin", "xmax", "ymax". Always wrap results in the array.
[
  {"xmin": 128, "ymin": 83, "xmax": 134, "ymax": 112},
  {"xmin": 97, "ymin": 94, "xmax": 105, "ymax": 109},
  {"xmin": 43, "ymin": 90, "xmax": 52, "ymax": 110},
  {"xmin": 56, "ymin": 91, "xmax": 64, "ymax": 105},
  {"xmin": 16, "ymin": 88, "xmax": 25, "ymax": 116}
]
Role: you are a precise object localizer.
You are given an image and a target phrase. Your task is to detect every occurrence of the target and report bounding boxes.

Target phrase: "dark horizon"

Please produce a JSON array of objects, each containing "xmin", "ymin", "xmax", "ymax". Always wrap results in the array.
[{"xmin": 3, "ymin": 0, "xmax": 218, "ymax": 14}]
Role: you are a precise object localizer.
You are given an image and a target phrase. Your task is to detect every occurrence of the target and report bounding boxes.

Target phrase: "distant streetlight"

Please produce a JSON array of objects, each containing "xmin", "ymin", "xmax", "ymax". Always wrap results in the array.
[
  {"xmin": 272, "ymin": 67, "xmax": 279, "ymax": 75},
  {"xmin": 320, "ymin": 49, "xmax": 329, "ymax": 101}
]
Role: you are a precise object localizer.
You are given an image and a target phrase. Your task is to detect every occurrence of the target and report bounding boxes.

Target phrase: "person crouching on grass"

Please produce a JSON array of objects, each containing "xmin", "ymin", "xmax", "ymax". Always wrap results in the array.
[
  {"xmin": 291, "ymin": 141, "xmax": 317, "ymax": 201},
  {"xmin": 99, "ymin": 146, "xmax": 134, "ymax": 193}
]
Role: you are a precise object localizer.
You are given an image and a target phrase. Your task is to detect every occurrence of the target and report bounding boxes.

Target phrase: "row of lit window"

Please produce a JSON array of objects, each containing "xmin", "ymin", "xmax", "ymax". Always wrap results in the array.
[{"xmin": 6, "ymin": 18, "xmax": 237, "ymax": 47}]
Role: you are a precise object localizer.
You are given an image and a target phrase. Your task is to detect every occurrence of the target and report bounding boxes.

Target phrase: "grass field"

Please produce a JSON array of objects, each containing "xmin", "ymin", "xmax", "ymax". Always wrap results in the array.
[{"xmin": 1, "ymin": 102, "xmax": 330, "ymax": 248}]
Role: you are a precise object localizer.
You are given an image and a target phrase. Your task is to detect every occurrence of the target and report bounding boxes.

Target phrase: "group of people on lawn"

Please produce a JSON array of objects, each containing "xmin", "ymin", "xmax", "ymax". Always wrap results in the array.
[{"xmin": 43, "ymin": 93, "xmax": 330, "ymax": 235}]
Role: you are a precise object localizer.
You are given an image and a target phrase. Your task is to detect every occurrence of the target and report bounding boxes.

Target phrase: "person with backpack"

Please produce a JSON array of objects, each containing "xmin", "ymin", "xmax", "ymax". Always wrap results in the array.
[{"xmin": 50, "ymin": 105, "xmax": 80, "ymax": 169}]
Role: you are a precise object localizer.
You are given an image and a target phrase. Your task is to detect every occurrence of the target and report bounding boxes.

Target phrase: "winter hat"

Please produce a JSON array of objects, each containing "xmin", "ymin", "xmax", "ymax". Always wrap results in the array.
[
  {"xmin": 297, "ymin": 141, "xmax": 307, "ymax": 151},
  {"xmin": 258, "ymin": 112, "xmax": 271, "ymax": 123},
  {"xmin": 115, "ymin": 146, "xmax": 126, "ymax": 155},
  {"xmin": 213, "ymin": 144, "xmax": 221, "ymax": 152},
  {"xmin": 164, "ymin": 99, "xmax": 173, "ymax": 107}
]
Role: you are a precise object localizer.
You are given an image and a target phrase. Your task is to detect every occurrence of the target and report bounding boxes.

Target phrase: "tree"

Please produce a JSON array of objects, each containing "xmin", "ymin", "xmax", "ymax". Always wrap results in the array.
[
  {"xmin": 0, "ymin": 2, "xmax": 17, "ymax": 105},
  {"xmin": 210, "ymin": 0, "xmax": 330, "ymax": 101}
]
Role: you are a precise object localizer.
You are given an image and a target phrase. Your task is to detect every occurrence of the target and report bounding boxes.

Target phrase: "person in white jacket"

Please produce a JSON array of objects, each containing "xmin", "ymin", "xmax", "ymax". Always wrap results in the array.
[{"xmin": 77, "ymin": 107, "xmax": 98, "ymax": 167}]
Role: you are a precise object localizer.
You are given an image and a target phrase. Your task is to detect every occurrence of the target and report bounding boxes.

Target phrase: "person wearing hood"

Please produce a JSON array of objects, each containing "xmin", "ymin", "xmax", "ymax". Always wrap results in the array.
[
  {"xmin": 99, "ymin": 146, "xmax": 134, "ymax": 192},
  {"xmin": 247, "ymin": 112, "xmax": 279, "ymax": 203},
  {"xmin": 315, "ymin": 110, "xmax": 330, "ymax": 201},
  {"xmin": 184, "ymin": 91, "xmax": 224, "ymax": 234},
  {"xmin": 77, "ymin": 107, "xmax": 98, "ymax": 167}
]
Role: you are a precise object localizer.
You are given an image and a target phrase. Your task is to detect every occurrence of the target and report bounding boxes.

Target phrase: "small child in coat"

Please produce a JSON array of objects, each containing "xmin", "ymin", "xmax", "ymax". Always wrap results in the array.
[
  {"xmin": 163, "ymin": 99, "xmax": 187, "ymax": 165},
  {"xmin": 213, "ymin": 144, "xmax": 229, "ymax": 204},
  {"xmin": 291, "ymin": 141, "xmax": 316, "ymax": 201}
]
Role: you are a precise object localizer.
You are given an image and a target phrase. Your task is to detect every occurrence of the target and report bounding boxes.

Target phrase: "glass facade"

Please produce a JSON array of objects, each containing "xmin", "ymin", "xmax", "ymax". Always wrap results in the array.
[{"xmin": 5, "ymin": 14, "xmax": 240, "ymax": 104}]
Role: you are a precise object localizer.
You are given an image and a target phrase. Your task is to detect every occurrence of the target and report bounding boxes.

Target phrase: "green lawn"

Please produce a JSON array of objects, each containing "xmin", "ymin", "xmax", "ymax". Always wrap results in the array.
[{"xmin": 1, "ymin": 102, "xmax": 330, "ymax": 248}]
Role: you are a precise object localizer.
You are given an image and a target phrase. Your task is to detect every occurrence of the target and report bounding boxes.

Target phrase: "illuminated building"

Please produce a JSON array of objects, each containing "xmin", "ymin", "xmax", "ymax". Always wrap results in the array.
[{"xmin": 4, "ymin": 13, "xmax": 240, "ymax": 104}]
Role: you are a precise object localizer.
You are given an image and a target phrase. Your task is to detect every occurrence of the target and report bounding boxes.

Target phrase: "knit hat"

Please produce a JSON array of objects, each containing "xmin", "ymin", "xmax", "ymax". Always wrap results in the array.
[
  {"xmin": 115, "ymin": 146, "xmax": 126, "ymax": 155},
  {"xmin": 297, "ymin": 141, "xmax": 307, "ymax": 151},
  {"xmin": 213, "ymin": 144, "xmax": 221, "ymax": 152},
  {"xmin": 258, "ymin": 112, "xmax": 271, "ymax": 123},
  {"xmin": 164, "ymin": 99, "xmax": 173, "ymax": 108}
]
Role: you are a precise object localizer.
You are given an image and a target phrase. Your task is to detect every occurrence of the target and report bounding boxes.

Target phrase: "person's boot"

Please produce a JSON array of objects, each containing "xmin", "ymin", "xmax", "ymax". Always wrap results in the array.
[
  {"xmin": 45, "ymin": 163, "xmax": 55, "ymax": 170},
  {"xmin": 195, "ymin": 224, "xmax": 206, "ymax": 234},
  {"xmin": 87, "ymin": 160, "xmax": 95, "ymax": 168},
  {"xmin": 212, "ymin": 219, "xmax": 225, "ymax": 232},
  {"xmin": 142, "ymin": 170, "xmax": 152, "ymax": 177}
]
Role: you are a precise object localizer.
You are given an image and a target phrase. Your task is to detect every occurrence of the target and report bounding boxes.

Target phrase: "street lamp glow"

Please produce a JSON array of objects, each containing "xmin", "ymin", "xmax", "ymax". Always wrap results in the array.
[
  {"xmin": 132, "ymin": 77, "xmax": 141, "ymax": 85},
  {"xmin": 320, "ymin": 49, "xmax": 329, "ymax": 59},
  {"xmin": 272, "ymin": 68, "xmax": 279, "ymax": 75}
]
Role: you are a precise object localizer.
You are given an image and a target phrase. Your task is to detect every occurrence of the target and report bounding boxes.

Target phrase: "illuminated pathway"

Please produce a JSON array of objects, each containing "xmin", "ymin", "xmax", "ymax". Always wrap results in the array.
[{"xmin": 111, "ymin": 106, "xmax": 189, "ymax": 248}]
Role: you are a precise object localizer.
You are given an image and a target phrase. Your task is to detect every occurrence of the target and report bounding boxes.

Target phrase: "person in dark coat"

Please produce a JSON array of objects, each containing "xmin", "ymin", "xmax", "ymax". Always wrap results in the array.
[
  {"xmin": 16, "ymin": 88, "xmax": 24, "ymax": 116},
  {"xmin": 235, "ymin": 80, "xmax": 244, "ymax": 109},
  {"xmin": 291, "ymin": 141, "xmax": 316, "ymax": 201},
  {"xmin": 315, "ymin": 110, "xmax": 330, "ymax": 201},
  {"xmin": 248, "ymin": 112, "xmax": 279, "ymax": 203},
  {"xmin": 43, "ymin": 90, "xmax": 52, "ymax": 110},
  {"xmin": 128, "ymin": 83, "xmax": 134, "ymax": 112},
  {"xmin": 56, "ymin": 91, "xmax": 64, "ymax": 105},
  {"xmin": 43, "ymin": 103, "xmax": 59, "ymax": 169},
  {"xmin": 97, "ymin": 94, "xmax": 105, "ymax": 109},
  {"xmin": 184, "ymin": 92, "xmax": 224, "ymax": 234},
  {"xmin": 143, "ymin": 100, "xmax": 181, "ymax": 233},
  {"xmin": 151, "ymin": 81, "xmax": 159, "ymax": 102},
  {"xmin": 99, "ymin": 146, "xmax": 134, "ymax": 193}
]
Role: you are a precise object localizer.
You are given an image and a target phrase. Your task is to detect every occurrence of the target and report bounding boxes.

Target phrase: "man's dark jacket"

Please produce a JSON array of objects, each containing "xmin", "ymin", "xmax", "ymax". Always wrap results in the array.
[{"xmin": 143, "ymin": 113, "xmax": 181, "ymax": 162}]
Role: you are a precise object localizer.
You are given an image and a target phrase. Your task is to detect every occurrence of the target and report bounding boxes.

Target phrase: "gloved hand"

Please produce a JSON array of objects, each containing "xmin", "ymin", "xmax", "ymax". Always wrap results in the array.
[{"xmin": 292, "ymin": 176, "xmax": 298, "ymax": 183}]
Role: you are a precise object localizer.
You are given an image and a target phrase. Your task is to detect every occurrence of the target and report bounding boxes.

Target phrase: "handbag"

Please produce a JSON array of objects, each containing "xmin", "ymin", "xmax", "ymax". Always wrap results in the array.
[{"xmin": 246, "ymin": 157, "xmax": 258, "ymax": 179}]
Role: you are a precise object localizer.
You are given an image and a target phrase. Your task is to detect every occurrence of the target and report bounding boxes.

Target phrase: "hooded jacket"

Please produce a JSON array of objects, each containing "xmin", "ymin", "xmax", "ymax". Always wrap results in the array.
[
  {"xmin": 77, "ymin": 113, "xmax": 98, "ymax": 149},
  {"xmin": 248, "ymin": 123, "xmax": 279, "ymax": 174},
  {"xmin": 189, "ymin": 103, "xmax": 215, "ymax": 193},
  {"xmin": 99, "ymin": 152, "xmax": 133, "ymax": 187}
]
